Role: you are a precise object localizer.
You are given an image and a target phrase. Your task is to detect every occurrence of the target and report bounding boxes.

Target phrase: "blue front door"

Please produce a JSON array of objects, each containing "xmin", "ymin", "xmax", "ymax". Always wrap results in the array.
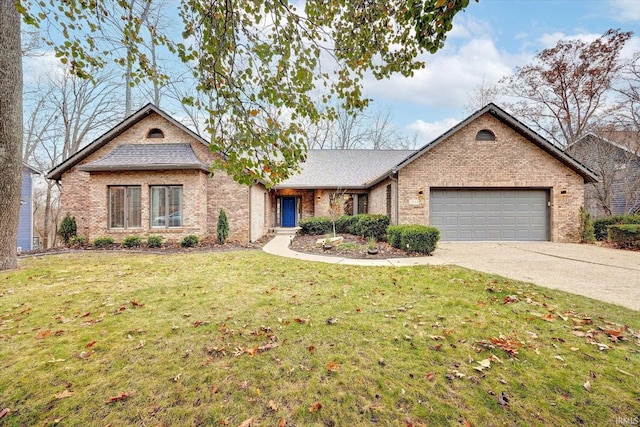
[{"xmin": 282, "ymin": 197, "xmax": 296, "ymax": 227}]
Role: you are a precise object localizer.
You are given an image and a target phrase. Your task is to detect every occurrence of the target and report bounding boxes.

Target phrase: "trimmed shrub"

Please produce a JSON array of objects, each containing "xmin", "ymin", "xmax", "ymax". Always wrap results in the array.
[
  {"xmin": 386, "ymin": 225, "xmax": 403, "ymax": 248},
  {"xmin": 69, "ymin": 236, "xmax": 87, "ymax": 247},
  {"xmin": 387, "ymin": 224, "xmax": 440, "ymax": 255},
  {"xmin": 299, "ymin": 217, "xmax": 332, "ymax": 235},
  {"xmin": 594, "ymin": 215, "xmax": 640, "ymax": 241},
  {"xmin": 58, "ymin": 213, "xmax": 77, "ymax": 244},
  {"xmin": 335, "ymin": 215, "xmax": 360, "ymax": 234},
  {"xmin": 607, "ymin": 224, "xmax": 640, "ymax": 248},
  {"xmin": 147, "ymin": 235, "xmax": 163, "ymax": 248},
  {"xmin": 122, "ymin": 235, "xmax": 142, "ymax": 248},
  {"xmin": 217, "ymin": 209, "xmax": 229, "ymax": 244},
  {"xmin": 181, "ymin": 234, "xmax": 199, "ymax": 248},
  {"xmin": 351, "ymin": 214, "xmax": 389, "ymax": 240},
  {"xmin": 93, "ymin": 237, "xmax": 114, "ymax": 248},
  {"xmin": 579, "ymin": 207, "xmax": 595, "ymax": 243}
]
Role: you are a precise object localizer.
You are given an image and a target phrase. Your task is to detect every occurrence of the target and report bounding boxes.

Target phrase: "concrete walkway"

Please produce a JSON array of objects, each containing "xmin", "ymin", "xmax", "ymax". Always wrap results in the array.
[{"xmin": 263, "ymin": 233, "xmax": 640, "ymax": 311}]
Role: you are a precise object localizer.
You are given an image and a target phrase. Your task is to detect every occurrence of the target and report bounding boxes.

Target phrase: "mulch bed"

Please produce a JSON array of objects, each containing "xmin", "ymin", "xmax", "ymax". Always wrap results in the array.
[
  {"xmin": 18, "ymin": 236, "xmax": 267, "ymax": 258},
  {"xmin": 289, "ymin": 233, "xmax": 423, "ymax": 259}
]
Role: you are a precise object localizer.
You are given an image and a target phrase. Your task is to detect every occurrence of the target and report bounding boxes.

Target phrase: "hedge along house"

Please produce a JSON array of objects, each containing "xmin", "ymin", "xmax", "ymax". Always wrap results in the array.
[
  {"xmin": 47, "ymin": 104, "xmax": 270, "ymax": 244},
  {"xmin": 273, "ymin": 104, "xmax": 598, "ymax": 242}
]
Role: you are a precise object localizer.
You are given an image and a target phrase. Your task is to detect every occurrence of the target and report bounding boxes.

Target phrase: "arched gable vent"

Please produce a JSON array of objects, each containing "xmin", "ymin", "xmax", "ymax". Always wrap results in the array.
[
  {"xmin": 147, "ymin": 128, "xmax": 165, "ymax": 138},
  {"xmin": 475, "ymin": 129, "xmax": 496, "ymax": 141}
]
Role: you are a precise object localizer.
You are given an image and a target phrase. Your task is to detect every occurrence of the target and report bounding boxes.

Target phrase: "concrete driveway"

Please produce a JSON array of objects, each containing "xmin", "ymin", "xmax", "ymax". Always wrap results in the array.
[{"xmin": 432, "ymin": 242, "xmax": 640, "ymax": 311}]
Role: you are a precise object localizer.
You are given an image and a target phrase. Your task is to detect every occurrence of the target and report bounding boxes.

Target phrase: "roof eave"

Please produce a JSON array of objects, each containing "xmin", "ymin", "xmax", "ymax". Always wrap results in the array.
[{"xmin": 77, "ymin": 164, "xmax": 210, "ymax": 173}]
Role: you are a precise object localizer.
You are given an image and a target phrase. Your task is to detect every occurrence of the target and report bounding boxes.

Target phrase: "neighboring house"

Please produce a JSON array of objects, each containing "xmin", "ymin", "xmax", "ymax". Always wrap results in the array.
[
  {"xmin": 18, "ymin": 163, "xmax": 39, "ymax": 252},
  {"xmin": 566, "ymin": 132, "xmax": 640, "ymax": 217},
  {"xmin": 48, "ymin": 103, "xmax": 597, "ymax": 244}
]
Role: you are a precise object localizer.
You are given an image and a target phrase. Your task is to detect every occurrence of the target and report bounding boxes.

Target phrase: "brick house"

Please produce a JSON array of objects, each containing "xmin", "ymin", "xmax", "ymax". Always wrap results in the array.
[
  {"xmin": 47, "ymin": 104, "xmax": 270, "ymax": 244},
  {"xmin": 48, "ymin": 103, "xmax": 597, "ymax": 244},
  {"xmin": 566, "ymin": 132, "xmax": 640, "ymax": 217},
  {"xmin": 272, "ymin": 103, "xmax": 597, "ymax": 242}
]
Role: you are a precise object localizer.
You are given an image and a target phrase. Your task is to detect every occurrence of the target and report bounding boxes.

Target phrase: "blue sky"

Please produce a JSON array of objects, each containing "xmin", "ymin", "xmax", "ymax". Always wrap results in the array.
[{"xmin": 363, "ymin": 0, "xmax": 640, "ymax": 142}]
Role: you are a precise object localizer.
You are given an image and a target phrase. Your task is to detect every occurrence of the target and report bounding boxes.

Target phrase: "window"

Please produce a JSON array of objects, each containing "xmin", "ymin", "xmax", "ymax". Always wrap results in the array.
[
  {"xmin": 109, "ymin": 186, "xmax": 141, "ymax": 229},
  {"xmin": 147, "ymin": 128, "xmax": 164, "ymax": 138},
  {"xmin": 476, "ymin": 129, "xmax": 496, "ymax": 141},
  {"xmin": 150, "ymin": 186, "xmax": 183, "ymax": 228}
]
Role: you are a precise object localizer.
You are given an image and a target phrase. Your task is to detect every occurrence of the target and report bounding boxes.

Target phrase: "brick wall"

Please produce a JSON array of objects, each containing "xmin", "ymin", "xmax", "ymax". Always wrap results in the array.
[
  {"xmin": 59, "ymin": 112, "xmax": 256, "ymax": 244},
  {"xmin": 397, "ymin": 113, "xmax": 585, "ymax": 242}
]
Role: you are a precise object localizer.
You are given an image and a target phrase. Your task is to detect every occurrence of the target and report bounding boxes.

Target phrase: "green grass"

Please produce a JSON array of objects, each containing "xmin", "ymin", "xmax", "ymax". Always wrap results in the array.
[{"xmin": 1, "ymin": 251, "xmax": 639, "ymax": 426}]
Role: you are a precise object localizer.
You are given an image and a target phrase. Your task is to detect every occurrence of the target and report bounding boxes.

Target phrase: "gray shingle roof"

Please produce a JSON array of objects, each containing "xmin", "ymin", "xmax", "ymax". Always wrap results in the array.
[
  {"xmin": 276, "ymin": 149, "xmax": 416, "ymax": 189},
  {"xmin": 78, "ymin": 143, "xmax": 209, "ymax": 172}
]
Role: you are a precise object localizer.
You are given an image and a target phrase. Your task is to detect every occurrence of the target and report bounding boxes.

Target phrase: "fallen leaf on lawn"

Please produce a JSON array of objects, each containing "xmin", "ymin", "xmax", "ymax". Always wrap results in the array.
[
  {"xmin": 80, "ymin": 312, "xmax": 91, "ymax": 318},
  {"xmin": 106, "ymin": 390, "xmax": 134, "ymax": 404},
  {"xmin": 462, "ymin": 419, "xmax": 472, "ymax": 427},
  {"xmin": 130, "ymin": 300, "xmax": 144, "ymax": 307},
  {"xmin": 497, "ymin": 391, "xmax": 509, "ymax": 409},
  {"xmin": 78, "ymin": 350, "xmax": 95, "ymax": 359},
  {"xmin": 134, "ymin": 340, "xmax": 146, "ymax": 349},
  {"xmin": 541, "ymin": 314, "xmax": 556, "ymax": 322},
  {"xmin": 428, "ymin": 335, "xmax": 443, "ymax": 341},
  {"xmin": 583, "ymin": 381, "xmax": 592, "ymax": 392},
  {"xmin": 554, "ymin": 355, "xmax": 564, "ymax": 362},
  {"xmin": 85, "ymin": 340, "xmax": 97, "ymax": 348},
  {"xmin": 211, "ymin": 386, "xmax": 219, "ymax": 394},
  {"xmin": 36, "ymin": 330, "xmax": 52, "ymax": 339},
  {"xmin": 46, "ymin": 358, "xmax": 66, "ymax": 363},
  {"xmin": 278, "ymin": 419, "xmax": 286, "ymax": 427},
  {"xmin": 245, "ymin": 347, "xmax": 259, "ymax": 357},
  {"xmin": 616, "ymin": 368, "xmax": 635, "ymax": 377},
  {"xmin": 268, "ymin": 400, "xmax": 278, "ymax": 411},
  {"xmin": 308, "ymin": 402, "xmax": 322, "ymax": 413},
  {"xmin": 238, "ymin": 417, "xmax": 254, "ymax": 427},
  {"xmin": 0, "ymin": 408, "xmax": 9, "ymax": 418},
  {"xmin": 572, "ymin": 330, "xmax": 587, "ymax": 337},
  {"xmin": 426, "ymin": 372, "xmax": 435, "ymax": 381},
  {"xmin": 327, "ymin": 362, "xmax": 340, "ymax": 372},
  {"xmin": 55, "ymin": 390, "xmax": 75, "ymax": 399},
  {"xmin": 474, "ymin": 358, "xmax": 492, "ymax": 372},
  {"xmin": 557, "ymin": 313, "xmax": 568, "ymax": 321},
  {"xmin": 503, "ymin": 295, "xmax": 519, "ymax": 304},
  {"xmin": 307, "ymin": 346, "xmax": 315, "ymax": 353}
]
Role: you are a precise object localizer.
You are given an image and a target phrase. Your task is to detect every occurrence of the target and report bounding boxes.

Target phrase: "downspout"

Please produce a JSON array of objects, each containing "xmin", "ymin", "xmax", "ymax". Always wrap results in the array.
[{"xmin": 390, "ymin": 171, "xmax": 399, "ymax": 225}]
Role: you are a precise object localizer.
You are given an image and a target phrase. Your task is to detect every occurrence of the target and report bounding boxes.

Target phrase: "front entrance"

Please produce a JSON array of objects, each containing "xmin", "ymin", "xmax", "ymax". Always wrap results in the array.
[{"xmin": 282, "ymin": 197, "xmax": 296, "ymax": 227}]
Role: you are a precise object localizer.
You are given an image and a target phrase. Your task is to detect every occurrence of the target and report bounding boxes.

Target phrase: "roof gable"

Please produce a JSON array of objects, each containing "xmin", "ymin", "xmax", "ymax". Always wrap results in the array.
[
  {"xmin": 570, "ymin": 131, "xmax": 640, "ymax": 156},
  {"xmin": 395, "ymin": 103, "xmax": 598, "ymax": 184},
  {"xmin": 47, "ymin": 104, "xmax": 210, "ymax": 181}
]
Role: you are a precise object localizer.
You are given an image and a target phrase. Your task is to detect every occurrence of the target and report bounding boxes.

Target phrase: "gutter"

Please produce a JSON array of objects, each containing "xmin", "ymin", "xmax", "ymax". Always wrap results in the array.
[{"xmin": 389, "ymin": 171, "xmax": 399, "ymax": 226}]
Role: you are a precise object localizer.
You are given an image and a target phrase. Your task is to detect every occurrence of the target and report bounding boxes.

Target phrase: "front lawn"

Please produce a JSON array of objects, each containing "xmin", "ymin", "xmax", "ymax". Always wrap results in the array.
[{"xmin": 1, "ymin": 251, "xmax": 639, "ymax": 426}]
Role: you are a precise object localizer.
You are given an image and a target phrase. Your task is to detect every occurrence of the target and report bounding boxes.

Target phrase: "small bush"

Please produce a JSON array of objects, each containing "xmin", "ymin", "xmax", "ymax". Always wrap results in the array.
[
  {"xmin": 93, "ymin": 237, "xmax": 114, "ymax": 248},
  {"xmin": 69, "ymin": 236, "xmax": 87, "ymax": 247},
  {"xmin": 122, "ymin": 235, "xmax": 142, "ymax": 248},
  {"xmin": 594, "ymin": 215, "xmax": 640, "ymax": 241},
  {"xmin": 579, "ymin": 207, "xmax": 595, "ymax": 243},
  {"xmin": 58, "ymin": 213, "xmax": 77, "ymax": 244},
  {"xmin": 607, "ymin": 224, "xmax": 640, "ymax": 248},
  {"xmin": 217, "ymin": 209, "xmax": 229, "ymax": 244},
  {"xmin": 386, "ymin": 225, "xmax": 403, "ymax": 248},
  {"xmin": 299, "ymin": 217, "xmax": 332, "ymax": 235},
  {"xmin": 387, "ymin": 224, "xmax": 440, "ymax": 255},
  {"xmin": 147, "ymin": 235, "xmax": 163, "ymax": 248},
  {"xmin": 335, "ymin": 215, "xmax": 360, "ymax": 234},
  {"xmin": 351, "ymin": 214, "xmax": 389, "ymax": 240},
  {"xmin": 180, "ymin": 234, "xmax": 200, "ymax": 248}
]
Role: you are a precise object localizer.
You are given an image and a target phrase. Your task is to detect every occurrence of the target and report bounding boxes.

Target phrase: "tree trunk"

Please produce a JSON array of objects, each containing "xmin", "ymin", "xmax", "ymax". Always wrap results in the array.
[{"xmin": 0, "ymin": 2, "xmax": 23, "ymax": 270}]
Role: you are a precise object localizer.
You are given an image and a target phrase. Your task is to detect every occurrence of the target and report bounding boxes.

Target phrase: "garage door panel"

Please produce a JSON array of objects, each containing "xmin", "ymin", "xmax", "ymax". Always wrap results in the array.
[{"xmin": 430, "ymin": 189, "xmax": 549, "ymax": 241}]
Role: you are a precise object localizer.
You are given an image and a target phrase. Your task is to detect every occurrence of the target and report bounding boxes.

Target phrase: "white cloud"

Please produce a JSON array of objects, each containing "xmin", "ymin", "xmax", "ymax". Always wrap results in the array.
[
  {"xmin": 608, "ymin": 0, "xmax": 640, "ymax": 21},
  {"xmin": 406, "ymin": 117, "xmax": 459, "ymax": 142},
  {"xmin": 22, "ymin": 50, "xmax": 66, "ymax": 85},
  {"xmin": 364, "ymin": 37, "xmax": 513, "ymax": 109}
]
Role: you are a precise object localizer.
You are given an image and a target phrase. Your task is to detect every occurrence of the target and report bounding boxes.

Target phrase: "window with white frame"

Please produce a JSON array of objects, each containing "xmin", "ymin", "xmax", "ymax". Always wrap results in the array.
[
  {"xmin": 150, "ymin": 186, "xmax": 183, "ymax": 228},
  {"xmin": 109, "ymin": 186, "xmax": 141, "ymax": 229}
]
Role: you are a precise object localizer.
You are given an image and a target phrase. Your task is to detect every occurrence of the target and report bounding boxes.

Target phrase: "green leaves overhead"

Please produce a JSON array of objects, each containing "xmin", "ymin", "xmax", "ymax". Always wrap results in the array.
[{"xmin": 18, "ymin": 0, "xmax": 471, "ymax": 185}]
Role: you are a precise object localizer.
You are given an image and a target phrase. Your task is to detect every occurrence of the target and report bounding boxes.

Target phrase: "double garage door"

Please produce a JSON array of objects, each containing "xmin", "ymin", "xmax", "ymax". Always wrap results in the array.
[{"xmin": 430, "ymin": 189, "xmax": 549, "ymax": 241}]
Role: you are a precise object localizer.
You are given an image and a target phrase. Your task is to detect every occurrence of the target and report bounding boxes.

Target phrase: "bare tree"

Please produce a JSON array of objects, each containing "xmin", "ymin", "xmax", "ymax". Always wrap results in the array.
[
  {"xmin": 464, "ymin": 77, "xmax": 501, "ymax": 114},
  {"xmin": 501, "ymin": 29, "xmax": 632, "ymax": 148},
  {"xmin": 24, "ymin": 66, "xmax": 120, "ymax": 248}
]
